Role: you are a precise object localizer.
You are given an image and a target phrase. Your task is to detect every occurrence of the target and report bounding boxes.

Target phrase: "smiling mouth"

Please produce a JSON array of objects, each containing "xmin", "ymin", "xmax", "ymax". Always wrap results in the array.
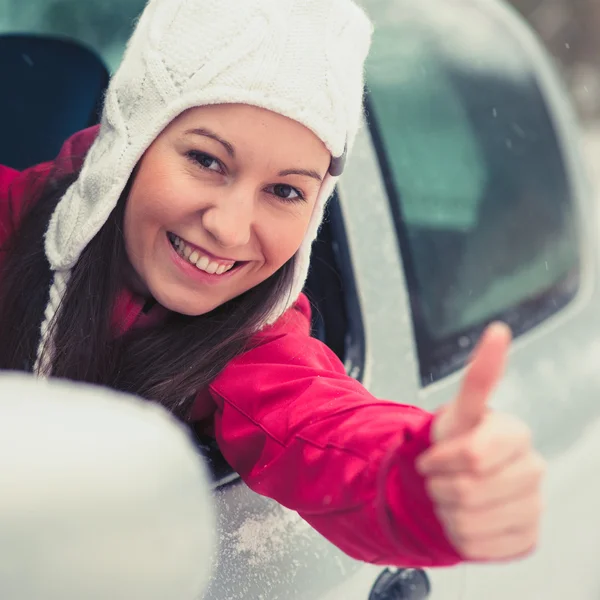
[{"xmin": 167, "ymin": 232, "xmax": 242, "ymax": 275}]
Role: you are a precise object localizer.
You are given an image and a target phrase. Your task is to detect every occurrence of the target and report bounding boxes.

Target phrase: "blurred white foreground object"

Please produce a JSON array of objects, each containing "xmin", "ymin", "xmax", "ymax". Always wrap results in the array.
[{"xmin": 0, "ymin": 372, "xmax": 216, "ymax": 600}]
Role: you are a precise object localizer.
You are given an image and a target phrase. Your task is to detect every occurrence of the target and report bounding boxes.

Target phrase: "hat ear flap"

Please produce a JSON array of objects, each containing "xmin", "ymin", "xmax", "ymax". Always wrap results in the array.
[{"xmin": 263, "ymin": 174, "xmax": 338, "ymax": 327}]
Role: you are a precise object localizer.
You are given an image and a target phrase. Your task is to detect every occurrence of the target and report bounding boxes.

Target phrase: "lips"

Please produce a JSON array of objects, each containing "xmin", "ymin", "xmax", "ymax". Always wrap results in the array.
[{"xmin": 167, "ymin": 233, "xmax": 238, "ymax": 275}]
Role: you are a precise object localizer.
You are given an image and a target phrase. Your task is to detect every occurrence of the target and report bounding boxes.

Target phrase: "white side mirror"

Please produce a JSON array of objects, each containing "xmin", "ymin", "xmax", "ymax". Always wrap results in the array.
[{"xmin": 0, "ymin": 373, "xmax": 216, "ymax": 600}]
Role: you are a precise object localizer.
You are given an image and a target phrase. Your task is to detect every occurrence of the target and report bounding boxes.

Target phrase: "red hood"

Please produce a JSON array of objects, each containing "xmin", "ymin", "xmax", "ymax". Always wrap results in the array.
[{"xmin": 50, "ymin": 125, "xmax": 101, "ymax": 178}]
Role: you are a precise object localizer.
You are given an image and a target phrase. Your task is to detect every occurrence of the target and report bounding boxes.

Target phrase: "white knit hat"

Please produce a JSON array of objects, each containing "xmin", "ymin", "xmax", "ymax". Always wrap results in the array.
[{"xmin": 36, "ymin": 0, "xmax": 373, "ymax": 374}]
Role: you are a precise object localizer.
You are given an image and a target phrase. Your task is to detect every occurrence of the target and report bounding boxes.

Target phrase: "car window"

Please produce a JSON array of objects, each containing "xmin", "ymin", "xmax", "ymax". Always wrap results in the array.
[
  {"xmin": 0, "ymin": 0, "xmax": 145, "ymax": 71},
  {"xmin": 364, "ymin": 1, "xmax": 580, "ymax": 384}
]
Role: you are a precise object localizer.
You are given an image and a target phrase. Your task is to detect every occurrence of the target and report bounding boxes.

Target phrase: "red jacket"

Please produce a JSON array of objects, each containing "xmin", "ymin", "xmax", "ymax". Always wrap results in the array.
[{"xmin": 0, "ymin": 128, "xmax": 461, "ymax": 568}]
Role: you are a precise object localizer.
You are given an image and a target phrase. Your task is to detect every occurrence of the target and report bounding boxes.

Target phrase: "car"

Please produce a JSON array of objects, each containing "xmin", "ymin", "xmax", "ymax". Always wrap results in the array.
[{"xmin": 1, "ymin": 0, "xmax": 599, "ymax": 598}]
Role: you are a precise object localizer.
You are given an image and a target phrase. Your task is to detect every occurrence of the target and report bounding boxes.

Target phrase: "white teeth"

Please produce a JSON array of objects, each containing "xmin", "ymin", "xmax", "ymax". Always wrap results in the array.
[
  {"xmin": 171, "ymin": 235, "xmax": 235, "ymax": 276},
  {"xmin": 196, "ymin": 256, "xmax": 210, "ymax": 270}
]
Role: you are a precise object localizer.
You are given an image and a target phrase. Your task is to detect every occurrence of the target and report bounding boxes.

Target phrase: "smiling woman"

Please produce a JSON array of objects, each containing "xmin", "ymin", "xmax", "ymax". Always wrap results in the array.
[
  {"xmin": 0, "ymin": 0, "xmax": 546, "ymax": 580},
  {"xmin": 123, "ymin": 104, "xmax": 330, "ymax": 316}
]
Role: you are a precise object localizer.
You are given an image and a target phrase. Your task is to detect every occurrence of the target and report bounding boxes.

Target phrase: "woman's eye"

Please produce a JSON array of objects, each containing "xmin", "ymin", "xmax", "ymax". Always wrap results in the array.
[
  {"xmin": 187, "ymin": 151, "xmax": 222, "ymax": 173},
  {"xmin": 268, "ymin": 184, "xmax": 304, "ymax": 202}
]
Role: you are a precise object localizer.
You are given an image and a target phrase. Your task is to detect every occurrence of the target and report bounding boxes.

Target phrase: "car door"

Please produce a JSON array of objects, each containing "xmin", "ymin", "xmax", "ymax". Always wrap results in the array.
[{"xmin": 345, "ymin": 0, "xmax": 600, "ymax": 598}]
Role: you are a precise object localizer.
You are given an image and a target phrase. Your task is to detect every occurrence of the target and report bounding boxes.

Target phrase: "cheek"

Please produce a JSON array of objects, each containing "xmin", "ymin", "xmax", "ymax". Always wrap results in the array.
[
  {"xmin": 261, "ymin": 211, "xmax": 312, "ymax": 267},
  {"xmin": 123, "ymin": 191, "xmax": 157, "ymax": 263},
  {"xmin": 124, "ymin": 177, "xmax": 190, "ymax": 250}
]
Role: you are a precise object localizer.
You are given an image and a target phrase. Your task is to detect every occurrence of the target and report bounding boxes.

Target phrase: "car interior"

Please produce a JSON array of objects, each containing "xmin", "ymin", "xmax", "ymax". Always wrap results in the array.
[{"xmin": 0, "ymin": 33, "xmax": 365, "ymax": 486}]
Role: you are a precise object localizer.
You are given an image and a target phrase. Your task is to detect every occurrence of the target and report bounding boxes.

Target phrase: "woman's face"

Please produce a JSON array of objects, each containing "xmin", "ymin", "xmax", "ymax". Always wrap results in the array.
[{"xmin": 123, "ymin": 104, "xmax": 330, "ymax": 315}]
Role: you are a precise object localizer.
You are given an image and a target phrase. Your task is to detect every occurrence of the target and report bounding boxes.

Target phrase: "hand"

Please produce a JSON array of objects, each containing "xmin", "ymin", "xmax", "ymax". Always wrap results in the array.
[{"xmin": 416, "ymin": 323, "xmax": 546, "ymax": 562}]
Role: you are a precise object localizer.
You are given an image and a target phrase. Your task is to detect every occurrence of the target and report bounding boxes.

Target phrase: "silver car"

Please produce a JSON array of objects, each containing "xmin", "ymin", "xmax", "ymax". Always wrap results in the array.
[{"xmin": 1, "ymin": 0, "xmax": 598, "ymax": 598}]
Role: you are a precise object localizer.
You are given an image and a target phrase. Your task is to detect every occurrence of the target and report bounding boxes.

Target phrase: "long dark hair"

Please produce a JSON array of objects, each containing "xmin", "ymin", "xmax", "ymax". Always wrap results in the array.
[{"xmin": 0, "ymin": 168, "xmax": 295, "ymax": 419}]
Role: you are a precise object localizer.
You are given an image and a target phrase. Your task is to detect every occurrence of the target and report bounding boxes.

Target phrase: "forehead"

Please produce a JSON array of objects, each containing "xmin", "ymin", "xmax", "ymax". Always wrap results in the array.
[{"xmin": 168, "ymin": 104, "xmax": 330, "ymax": 160}]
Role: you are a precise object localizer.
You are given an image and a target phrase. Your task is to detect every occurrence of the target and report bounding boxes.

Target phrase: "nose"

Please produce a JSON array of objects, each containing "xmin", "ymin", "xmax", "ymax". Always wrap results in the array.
[{"xmin": 201, "ymin": 190, "xmax": 253, "ymax": 249}]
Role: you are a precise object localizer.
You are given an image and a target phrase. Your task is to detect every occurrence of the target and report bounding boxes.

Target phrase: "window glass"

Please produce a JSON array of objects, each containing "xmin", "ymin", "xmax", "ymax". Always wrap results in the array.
[
  {"xmin": 365, "ymin": 3, "xmax": 580, "ymax": 382},
  {"xmin": 0, "ymin": 0, "xmax": 145, "ymax": 71}
]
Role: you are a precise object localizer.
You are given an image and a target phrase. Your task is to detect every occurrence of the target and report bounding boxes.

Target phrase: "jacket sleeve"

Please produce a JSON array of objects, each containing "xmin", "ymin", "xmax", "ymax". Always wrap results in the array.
[{"xmin": 206, "ymin": 295, "xmax": 462, "ymax": 568}]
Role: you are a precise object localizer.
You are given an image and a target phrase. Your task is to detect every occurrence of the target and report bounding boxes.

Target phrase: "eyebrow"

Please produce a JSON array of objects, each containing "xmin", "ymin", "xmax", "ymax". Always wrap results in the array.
[
  {"xmin": 185, "ymin": 127, "xmax": 324, "ymax": 182},
  {"xmin": 278, "ymin": 168, "xmax": 323, "ymax": 183},
  {"xmin": 185, "ymin": 128, "xmax": 236, "ymax": 157}
]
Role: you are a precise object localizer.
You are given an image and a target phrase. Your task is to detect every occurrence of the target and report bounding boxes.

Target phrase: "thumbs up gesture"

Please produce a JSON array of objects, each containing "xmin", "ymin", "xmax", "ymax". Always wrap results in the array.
[{"xmin": 416, "ymin": 323, "xmax": 546, "ymax": 562}]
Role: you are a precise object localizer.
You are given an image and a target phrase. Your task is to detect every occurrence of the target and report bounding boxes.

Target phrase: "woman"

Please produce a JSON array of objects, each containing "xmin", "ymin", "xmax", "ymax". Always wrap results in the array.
[{"xmin": 0, "ymin": 0, "xmax": 544, "ymax": 567}]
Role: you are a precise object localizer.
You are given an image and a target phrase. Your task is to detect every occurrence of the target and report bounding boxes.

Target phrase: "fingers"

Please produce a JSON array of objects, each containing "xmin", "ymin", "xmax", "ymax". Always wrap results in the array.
[
  {"xmin": 436, "ymin": 491, "xmax": 542, "ymax": 539},
  {"xmin": 426, "ymin": 452, "xmax": 546, "ymax": 509},
  {"xmin": 418, "ymin": 412, "xmax": 532, "ymax": 476},
  {"xmin": 453, "ymin": 528, "xmax": 539, "ymax": 562},
  {"xmin": 450, "ymin": 322, "xmax": 512, "ymax": 436},
  {"xmin": 417, "ymin": 405, "xmax": 546, "ymax": 563}
]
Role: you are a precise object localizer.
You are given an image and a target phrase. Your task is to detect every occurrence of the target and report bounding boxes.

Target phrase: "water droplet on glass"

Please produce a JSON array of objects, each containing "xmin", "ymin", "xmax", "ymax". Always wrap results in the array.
[{"xmin": 458, "ymin": 336, "xmax": 470, "ymax": 349}]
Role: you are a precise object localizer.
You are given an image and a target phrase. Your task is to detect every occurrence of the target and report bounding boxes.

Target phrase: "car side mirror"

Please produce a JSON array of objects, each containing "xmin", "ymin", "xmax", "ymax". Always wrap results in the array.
[{"xmin": 0, "ymin": 373, "xmax": 216, "ymax": 600}]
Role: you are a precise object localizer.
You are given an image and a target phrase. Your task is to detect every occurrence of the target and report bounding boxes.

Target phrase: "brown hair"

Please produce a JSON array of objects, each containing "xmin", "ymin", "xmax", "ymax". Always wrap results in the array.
[{"xmin": 0, "ymin": 170, "xmax": 295, "ymax": 420}]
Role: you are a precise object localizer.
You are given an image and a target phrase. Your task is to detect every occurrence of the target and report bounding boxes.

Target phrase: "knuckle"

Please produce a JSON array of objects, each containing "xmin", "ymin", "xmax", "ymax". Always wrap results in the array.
[
  {"xmin": 463, "ymin": 446, "xmax": 485, "ymax": 473},
  {"xmin": 512, "ymin": 494, "xmax": 543, "ymax": 530},
  {"xmin": 457, "ymin": 539, "xmax": 481, "ymax": 560},
  {"xmin": 516, "ymin": 419, "xmax": 533, "ymax": 443},
  {"xmin": 506, "ymin": 416, "xmax": 533, "ymax": 448},
  {"xmin": 522, "ymin": 526, "xmax": 540, "ymax": 551},
  {"xmin": 531, "ymin": 453, "xmax": 547, "ymax": 479},
  {"xmin": 451, "ymin": 477, "xmax": 474, "ymax": 503},
  {"xmin": 500, "ymin": 413, "xmax": 532, "ymax": 444},
  {"xmin": 520, "ymin": 544, "xmax": 537, "ymax": 558},
  {"xmin": 450, "ymin": 511, "xmax": 475, "ymax": 540},
  {"xmin": 463, "ymin": 366, "xmax": 488, "ymax": 394},
  {"xmin": 523, "ymin": 454, "xmax": 546, "ymax": 489}
]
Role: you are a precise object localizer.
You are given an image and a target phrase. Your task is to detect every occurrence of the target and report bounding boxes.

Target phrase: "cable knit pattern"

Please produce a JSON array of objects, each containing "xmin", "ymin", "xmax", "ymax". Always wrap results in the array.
[
  {"xmin": 38, "ymin": 0, "xmax": 373, "ymax": 369},
  {"xmin": 34, "ymin": 270, "xmax": 71, "ymax": 377}
]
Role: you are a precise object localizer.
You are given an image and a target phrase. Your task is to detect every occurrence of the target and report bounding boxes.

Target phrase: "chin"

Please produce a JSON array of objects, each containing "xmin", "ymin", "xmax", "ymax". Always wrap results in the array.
[{"xmin": 152, "ymin": 288, "xmax": 220, "ymax": 317}]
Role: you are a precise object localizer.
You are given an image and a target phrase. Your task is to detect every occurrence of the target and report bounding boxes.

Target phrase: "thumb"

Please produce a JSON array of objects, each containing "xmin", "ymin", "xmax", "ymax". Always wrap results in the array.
[{"xmin": 434, "ymin": 322, "xmax": 512, "ymax": 442}]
